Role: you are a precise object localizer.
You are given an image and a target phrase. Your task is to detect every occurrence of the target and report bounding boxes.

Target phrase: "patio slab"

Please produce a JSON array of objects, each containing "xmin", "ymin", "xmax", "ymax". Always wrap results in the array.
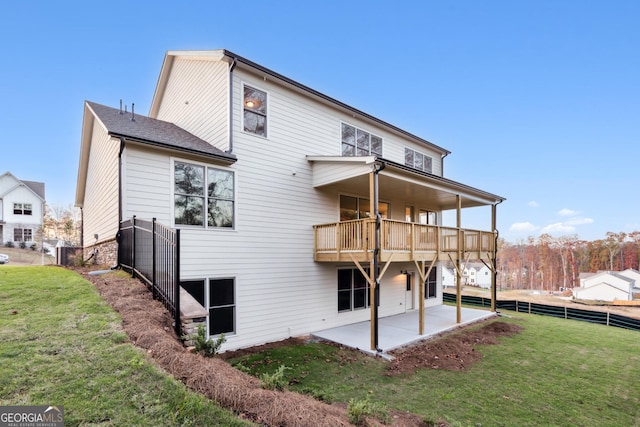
[{"xmin": 312, "ymin": 305, "xmax": 496, "ymax": 358}]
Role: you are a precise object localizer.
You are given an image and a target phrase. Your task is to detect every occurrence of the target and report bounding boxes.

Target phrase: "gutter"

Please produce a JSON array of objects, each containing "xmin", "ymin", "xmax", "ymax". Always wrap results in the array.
[{"xmin": 108, "ymin": 133, "xmax": 237, "ymax": 165}]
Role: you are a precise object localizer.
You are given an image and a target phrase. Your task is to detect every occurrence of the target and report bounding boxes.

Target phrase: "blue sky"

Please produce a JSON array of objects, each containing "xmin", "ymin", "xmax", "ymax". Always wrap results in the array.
[{"xmin": 1, "ymin": 1, "xmax": 638, "ymax": 243}]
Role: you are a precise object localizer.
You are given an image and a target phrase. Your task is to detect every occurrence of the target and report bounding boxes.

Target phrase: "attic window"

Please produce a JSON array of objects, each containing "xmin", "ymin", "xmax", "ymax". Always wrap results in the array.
[
  {"xmin": 243, "ymin": 85, "xmax": 267, "ymax": 137},
  {"xmin": 405, "ymin": 147, "xmax": 433, "ymax": 173},
  {"xmin": 341, "ymin": 123, "xmax": 382, "ymax": 157}
]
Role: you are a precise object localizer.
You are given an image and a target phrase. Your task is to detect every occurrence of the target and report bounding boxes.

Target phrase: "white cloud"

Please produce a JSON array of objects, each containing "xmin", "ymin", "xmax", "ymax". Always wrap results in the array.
[
  {"xmin": 565, "ymin": 217, "xmax": 594, "ymax": 226},
  {"xmin": 528, "ymin": 201, "xmax": 539, "ymax": 208},
  {"xmin": 509, "ymin": 222, "xmax": 538, "ymax": 233},
  {"xmin": 541, "ymin": 222, "xmax": 576, "ymax": 235},
  {"xmin": 558, "ymin": 208, "xmax": 577, "ymax": 217}
]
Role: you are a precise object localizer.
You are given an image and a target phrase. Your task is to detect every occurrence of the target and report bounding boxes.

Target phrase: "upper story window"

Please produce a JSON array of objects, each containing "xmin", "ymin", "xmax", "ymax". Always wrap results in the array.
[
  {"xmin": 405, "ymin": 147, "xmax": 433, "ymax": 173},
  {"xmin": 174, "ymin": 161, "xmax": 234, "ymax": 228},
  {"xmin": 341, "ymin": 123, "xmax": 382, "ymax": 157},
  {"xmin": 243, "ymin": 85, "xmax": 267, "ymax": 137},
  {"xmin": 13, "ymin": 203, "xmax": 32, "ymax": 215}
]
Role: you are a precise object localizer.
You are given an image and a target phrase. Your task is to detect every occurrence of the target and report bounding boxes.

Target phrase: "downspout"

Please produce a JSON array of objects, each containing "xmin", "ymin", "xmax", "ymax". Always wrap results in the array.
[
  {"xmin": 118, "ymin": 138, "xmax": 126, "ymax": 224},
  {"xmin": 117, "ymin": 138, "xmax": 126, "ymax": 267},
  {"xmin": 372, "ymin": 160, "xmax": 386, "ymax": 352},
  {"xmin": 440, "ymin": 152, "xmax": 448, "ymax": 176},
  {"xmin": 228, "ymin": 57, "xmax": 237, "ymax": 154}
]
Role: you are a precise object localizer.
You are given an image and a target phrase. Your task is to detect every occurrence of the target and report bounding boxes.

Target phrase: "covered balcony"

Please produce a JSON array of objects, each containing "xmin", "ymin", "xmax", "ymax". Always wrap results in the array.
[{"xmin": 308, "ymin": 155, "xmax": 503, "ymax": 267}]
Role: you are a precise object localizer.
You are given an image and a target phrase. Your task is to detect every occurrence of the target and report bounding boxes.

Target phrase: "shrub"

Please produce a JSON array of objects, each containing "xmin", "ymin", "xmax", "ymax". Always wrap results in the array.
[
  {"xmin": 347, "ymin": 398, "xmax": 390, "ymax": 426},
  {"xmin": 30, "ymin": 243, "xmax": 37, "ymax": 251},
  {"xmin": 73, "ymin": 255, "xmax": 85, "ymax": 267},
  {"xmin": 186, "ymin": 324, "xmax": 226, "ymax": 357},
  {"xmin": 5, "ymin": 241, "xmax": 14, "ymax": 248},
  {"xmin": 259, "ymin": 365, "xmax": 289, "ymax": 391},
  {"xmin": 19, "ymin": 241, "xmax": 26, "ymax": 249}
]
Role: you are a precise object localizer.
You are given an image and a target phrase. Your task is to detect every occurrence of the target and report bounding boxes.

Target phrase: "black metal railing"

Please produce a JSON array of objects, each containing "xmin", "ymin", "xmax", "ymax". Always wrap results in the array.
[
  {"xmin": 119, "ymin": 216, "xmax": 181, "ymax": 336},
  {"xmin": 443, "ymin": 292, "xmax": 640, "ymax": 332}
]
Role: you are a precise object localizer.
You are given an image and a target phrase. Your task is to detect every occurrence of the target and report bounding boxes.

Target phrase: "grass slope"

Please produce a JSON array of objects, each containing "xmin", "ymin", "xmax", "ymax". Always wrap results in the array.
[
  {"xmin": 230, "ymin": 313, "xmax": 640, "ymax": 426},
  {"xmin": 0, "ymin": 266, "xmax": 251, "ymax": 427}
]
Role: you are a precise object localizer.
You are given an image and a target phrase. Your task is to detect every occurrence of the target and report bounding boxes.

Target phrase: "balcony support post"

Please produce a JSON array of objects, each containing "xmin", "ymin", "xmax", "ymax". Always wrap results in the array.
[{"xmin": 369, "ymin": 162, "xmax": 385, "ymax": 352}]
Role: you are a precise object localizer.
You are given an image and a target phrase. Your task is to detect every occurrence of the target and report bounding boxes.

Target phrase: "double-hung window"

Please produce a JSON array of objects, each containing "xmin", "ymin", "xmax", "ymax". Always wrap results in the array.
[
  {"xmin": 13, "ymin": 228, "xmax": 32, "ymax": 242},
  {"xmin": 174, "ymin": 161, "xmax": 234, "ymax": 228},
  {"xmin": 243, "ymin": 85, "xmax": 267, "ymax": 137},
  {"xmin": 13, "ymin": 203, "xmax": 32, "ymax": 215},
  {"xmin": 404, "ymin": 147, "xmax": 433, "ymax": 173},
  {"xmin": 341, "ymin": 123, "xmax": 382, "ymax": 157}
]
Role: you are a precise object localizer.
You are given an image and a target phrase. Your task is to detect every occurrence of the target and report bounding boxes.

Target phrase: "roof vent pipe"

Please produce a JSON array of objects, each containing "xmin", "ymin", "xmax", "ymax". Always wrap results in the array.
[
  {"xmin": 131, "ymin": 103, "xmax": 135, "ymax": 122},
  {"xmin": 119, "ymin": 99, "xmax": 123, "ymax": 114}
]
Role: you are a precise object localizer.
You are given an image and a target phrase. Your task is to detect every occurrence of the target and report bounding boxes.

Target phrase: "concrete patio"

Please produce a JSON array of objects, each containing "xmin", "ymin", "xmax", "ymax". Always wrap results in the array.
[{"xmin": 312, "ymin": 305, "xmax": 497, "ymax": 358}]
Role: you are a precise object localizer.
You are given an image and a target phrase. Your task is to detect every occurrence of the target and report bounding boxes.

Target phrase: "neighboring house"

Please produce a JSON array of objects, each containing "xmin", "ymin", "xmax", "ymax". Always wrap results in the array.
[
  {"xmin": 618, "ymin": 269, "xmax": 640, "ymax": 294},
  {"xmin": 573, "ymin": 271, "xmax": 635, "ymax": 302},
  {"xmin": 442, "ymin": 262, "xmax": 492, "ymax": 289},
  {"xmin": 76, "ymin": 49, "xmax": 505, "ymax": 351},
  {"xmin": 0, "ymin": 172, "xmax": 45, "ymax": 247},
  {"xmin": 442, "ymin": 265, "xmax": 456, "ymax": 288}
]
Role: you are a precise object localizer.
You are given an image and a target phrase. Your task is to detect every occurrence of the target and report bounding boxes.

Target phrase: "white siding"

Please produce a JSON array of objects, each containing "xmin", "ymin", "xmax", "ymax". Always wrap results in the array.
[
  {"xmin": 122, "ymin": 146, "xmax": 172, "ymax": 223},
  {"xmin": 83, "ymin": 121, "xmax": 120, "ymax": 245},
  {"xmin": 574, "ymin": 283, "xmax": 630, "ymax": 302},
  {"xmin": 155, "ymin": 58, "xmax": 229, "ymax": 152},
  {"xmin": 143, "ymin": 62, "xmax": 448, "ymax": 351}
]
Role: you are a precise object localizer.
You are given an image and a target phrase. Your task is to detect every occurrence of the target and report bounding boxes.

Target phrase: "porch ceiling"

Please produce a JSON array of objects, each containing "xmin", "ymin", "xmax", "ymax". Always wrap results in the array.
[{"xmin": 307, "ymin": 156, "xmax": 504, "ymax": 210}]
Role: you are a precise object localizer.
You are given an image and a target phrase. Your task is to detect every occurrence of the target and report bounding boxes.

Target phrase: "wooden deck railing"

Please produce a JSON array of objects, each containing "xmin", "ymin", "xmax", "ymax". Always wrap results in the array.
[{"xmin": 314, "ymin": 219, "xmax": 495, "ymax": 262}]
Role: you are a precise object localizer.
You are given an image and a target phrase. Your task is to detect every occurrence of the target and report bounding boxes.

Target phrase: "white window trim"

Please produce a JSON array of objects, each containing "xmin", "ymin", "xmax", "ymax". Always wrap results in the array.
[
  {"xmin": 241, "ymin": 81, "xmax": 269, "ymax": 139},
  {"xmin": 171, "ymin": 157, "xmax": 237, "ymax": 230},
  {"xmin": 340, "ymin": 121, "xmax": 383, "ymax": 157},
  {"xmin": 404, "ymin": 146, "xmax": 433, "ymax": 173}
]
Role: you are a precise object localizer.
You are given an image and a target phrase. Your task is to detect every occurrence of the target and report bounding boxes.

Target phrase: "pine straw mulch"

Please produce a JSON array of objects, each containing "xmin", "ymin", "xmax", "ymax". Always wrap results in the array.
[{"xmin": 77, "ymin": 267, "xmax": 521, "ymax": 427}]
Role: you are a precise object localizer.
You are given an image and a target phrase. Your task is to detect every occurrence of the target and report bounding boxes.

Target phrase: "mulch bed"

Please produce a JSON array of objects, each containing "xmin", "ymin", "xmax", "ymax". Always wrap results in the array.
[{"xmin": 77, "ymin": 267, "xmax": 521, "ymax": 426}]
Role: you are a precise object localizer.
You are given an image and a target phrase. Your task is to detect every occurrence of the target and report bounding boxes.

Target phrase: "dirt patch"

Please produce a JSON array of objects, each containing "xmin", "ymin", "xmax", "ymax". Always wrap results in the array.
[{"xmin": 386, "ymin": 321, "xmax": 523, "ymax": 376}]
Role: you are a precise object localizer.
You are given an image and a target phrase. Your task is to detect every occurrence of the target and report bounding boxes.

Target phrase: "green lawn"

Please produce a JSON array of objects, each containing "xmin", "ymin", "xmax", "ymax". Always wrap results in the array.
[
  {"xmin": 0, "ymin": 266, "xmax": 251, "ymax": 427},
  {"xmin": 230, "ymin": 311, "xmax": 640, "ymax": 426}
]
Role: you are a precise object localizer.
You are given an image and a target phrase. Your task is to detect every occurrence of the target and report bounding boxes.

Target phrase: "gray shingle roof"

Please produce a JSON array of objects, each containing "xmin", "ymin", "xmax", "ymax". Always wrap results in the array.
[
  {"xmin": 86, "ymin": 101, "xmax": 236, "ymax": 162},
  {"xmin": 22, "ymin": 180, "xmax": 45, "ymax": 199}
]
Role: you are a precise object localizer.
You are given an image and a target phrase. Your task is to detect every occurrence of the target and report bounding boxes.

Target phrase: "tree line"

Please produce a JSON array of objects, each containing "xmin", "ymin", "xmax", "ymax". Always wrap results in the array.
[{"xmin": 497, "ymin": 232, "xmax": 640, "ymax": 291}]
